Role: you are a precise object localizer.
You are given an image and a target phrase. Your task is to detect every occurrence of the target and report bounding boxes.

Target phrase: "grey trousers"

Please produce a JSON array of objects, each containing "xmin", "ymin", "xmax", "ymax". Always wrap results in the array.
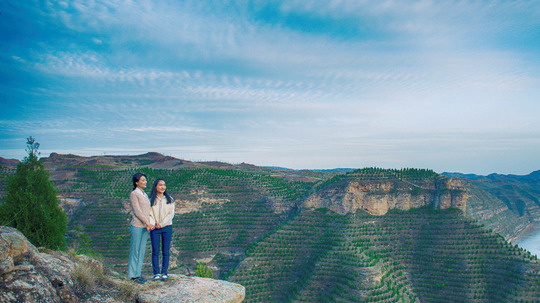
[{"xmin": 128, "ymin": 225, "xmax": 149, "ymax": 278}]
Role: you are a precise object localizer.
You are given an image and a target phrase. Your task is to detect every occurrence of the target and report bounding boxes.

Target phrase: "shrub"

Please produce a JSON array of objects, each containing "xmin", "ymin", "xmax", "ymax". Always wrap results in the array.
[
  {"xmin": 0, "ymin": 137, "xmax": 67, "ymax": 250},
  {"xmin": 195, "ymin": 262, "xmax": 214, "ymax": 278}
]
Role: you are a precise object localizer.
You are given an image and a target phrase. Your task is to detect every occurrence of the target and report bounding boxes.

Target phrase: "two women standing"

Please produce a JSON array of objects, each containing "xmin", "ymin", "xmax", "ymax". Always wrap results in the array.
[{"xmin": 128, "ymin": 173, "xmax": 174, "ymax": 284}]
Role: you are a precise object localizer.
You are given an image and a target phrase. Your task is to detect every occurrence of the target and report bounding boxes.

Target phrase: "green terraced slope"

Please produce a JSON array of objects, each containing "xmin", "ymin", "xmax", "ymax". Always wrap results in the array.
[
  {"xmin": 1, "ymin": 155, "xmax": 539, "ymax": 303},
  {"xmin": 446, "ymin": 171, "xmax": 540, "ymax": 242},
  {"xmin": 229, "ymin": 208, "xmax": 538, "ymax": 302},
  {"xmin": 57, "ymin": 166, "xmax": 316, "ymax": 274}
]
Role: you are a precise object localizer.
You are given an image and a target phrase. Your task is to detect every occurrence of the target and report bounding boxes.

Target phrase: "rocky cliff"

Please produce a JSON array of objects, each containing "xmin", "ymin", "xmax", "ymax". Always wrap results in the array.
[
  {"xmin": 445, "ymin": 171, "xmax": 540, "ymax": 242},
  {"xmin": 303, "ymin": 174, "xmax": 468, "ymax": 215},
  {"xmin": 0, "ymin": 226, "xmax": 245, "ymax": 303}
]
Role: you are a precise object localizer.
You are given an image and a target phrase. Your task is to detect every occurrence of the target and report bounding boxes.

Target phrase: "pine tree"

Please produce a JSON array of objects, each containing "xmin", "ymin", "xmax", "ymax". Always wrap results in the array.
[
  {"xmin": 0, "ymin": 137, "xmax": 67, "ymax": 250},
  {"xmin": 195, "ymin": 262, "xmax": 214, "ymax": 278}
]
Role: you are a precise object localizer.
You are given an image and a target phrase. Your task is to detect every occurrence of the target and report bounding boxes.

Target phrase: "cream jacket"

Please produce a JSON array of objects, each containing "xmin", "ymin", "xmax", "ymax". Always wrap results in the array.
[
  {"xmin": 130, "ymin": 188, "xmax": 155, "ymax": 228},
  {"xmin": 151, "ymin": 195, "xmax": 175, "ymax": 228}
]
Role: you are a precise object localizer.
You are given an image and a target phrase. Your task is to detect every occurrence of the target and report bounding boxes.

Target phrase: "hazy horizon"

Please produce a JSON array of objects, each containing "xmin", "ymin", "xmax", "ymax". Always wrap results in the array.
[
  {"xmin": 1, "ymin": 149, "xmax": 539, "ymax": 177},
  {"xmin": 2, "ymin": 1, "xmax": 539, "ymax": 175}
]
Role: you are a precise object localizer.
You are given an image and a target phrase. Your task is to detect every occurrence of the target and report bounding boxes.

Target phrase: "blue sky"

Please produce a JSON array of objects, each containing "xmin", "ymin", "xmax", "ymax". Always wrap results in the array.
[{"xmin": 1, "ymin": 0, "xmax": 539, "ymax": 174}]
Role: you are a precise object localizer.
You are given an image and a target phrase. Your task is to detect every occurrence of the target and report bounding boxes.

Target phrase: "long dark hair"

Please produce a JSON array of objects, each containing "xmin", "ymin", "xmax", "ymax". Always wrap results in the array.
[
  {"xmin": 132, "ymin": 172, "xmax": 147, "ymax": 190},
  {"xmin": 149, "ymin": 178, "xmax": 173, "ymax": 206}
]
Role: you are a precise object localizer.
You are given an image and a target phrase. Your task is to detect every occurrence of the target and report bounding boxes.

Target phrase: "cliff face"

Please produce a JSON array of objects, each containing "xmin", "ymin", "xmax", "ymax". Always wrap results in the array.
[
  {"xmin": 444, "ymin": 171, "xmax": 540, "ymax": 242},
  {"xmin": 303, "ymin": 176, "xmax": 468, "ymax": 215}
]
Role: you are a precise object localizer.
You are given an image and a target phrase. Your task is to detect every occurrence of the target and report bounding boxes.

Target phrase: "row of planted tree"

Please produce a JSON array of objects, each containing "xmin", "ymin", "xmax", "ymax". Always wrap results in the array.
[
  {"xmin": 4, "ymin": 160, "xmax": 538, "ymax": 302},
  {"xmin": 62, "ymin": 166, "xmax": 314, "ymax": 267},
  {"xmin": 228, "ymin": 207, "xmax": 538, "ymax": 302}
]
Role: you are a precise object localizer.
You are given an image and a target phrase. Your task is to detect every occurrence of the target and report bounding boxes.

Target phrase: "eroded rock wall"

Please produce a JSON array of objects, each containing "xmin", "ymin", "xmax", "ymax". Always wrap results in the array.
[{"xmin": 303, "ymin": 177, "xmax": 468, "ymax": 216}]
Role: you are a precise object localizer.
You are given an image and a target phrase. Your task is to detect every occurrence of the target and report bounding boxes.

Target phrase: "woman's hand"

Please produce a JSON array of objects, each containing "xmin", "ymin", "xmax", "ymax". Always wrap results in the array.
[
  {"xmin": 146, "ymin": 222, "xmax": 154, "ymax": 231},
  {"xmin": 155, "ymin": 223, "xmax": 162, "ymax": 229}
]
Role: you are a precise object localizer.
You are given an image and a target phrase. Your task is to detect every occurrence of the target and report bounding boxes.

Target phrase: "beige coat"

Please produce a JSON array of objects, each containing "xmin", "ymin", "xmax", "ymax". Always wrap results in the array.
[{"xmin": 130, "ymin": 188, "xmax": 155, "ymax": 228}]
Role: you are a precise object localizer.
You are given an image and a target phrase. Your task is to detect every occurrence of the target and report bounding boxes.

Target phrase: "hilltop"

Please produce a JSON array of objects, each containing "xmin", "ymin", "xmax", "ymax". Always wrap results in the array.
[
  {"xmin": 1, "ymin": 152, "xmax": 539, "ymax": 302},
  {"xmin": 0, "ymin": 157, "xmax": 18, "ymax": 167}
]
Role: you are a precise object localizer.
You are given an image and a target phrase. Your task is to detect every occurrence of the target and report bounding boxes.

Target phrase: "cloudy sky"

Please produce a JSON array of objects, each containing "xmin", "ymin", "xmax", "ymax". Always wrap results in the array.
[{"xmin": 1, "ymin": 1, "xmax": 539, "ymax": 174}]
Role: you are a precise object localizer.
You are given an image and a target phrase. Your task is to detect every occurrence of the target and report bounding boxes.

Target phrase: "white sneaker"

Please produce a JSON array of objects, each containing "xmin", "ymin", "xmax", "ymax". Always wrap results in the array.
[{"xmin": 153, "ymin": 274, "xmax": 161, "ymax": 281}]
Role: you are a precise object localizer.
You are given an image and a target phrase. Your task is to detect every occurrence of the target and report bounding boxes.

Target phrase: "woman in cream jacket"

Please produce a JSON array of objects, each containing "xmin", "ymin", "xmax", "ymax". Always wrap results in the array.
[{"xmin": 149, "ymin": 178, "xmax": 175, "ymax": 281}]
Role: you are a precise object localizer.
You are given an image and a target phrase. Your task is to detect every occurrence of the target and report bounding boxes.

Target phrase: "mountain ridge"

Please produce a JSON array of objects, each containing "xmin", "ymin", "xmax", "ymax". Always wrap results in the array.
[
  {"xmin": 4, "ymin": 152, "xmax": 540, "ymax": 177},
  {"xmin": 443, "ymin": 171, "xmax": 540, "ymax": 242},
  {"xmin": 22, "ymin": 152, "xmax": 538, "ymax": 243},
  {"xmin": 443, "ymin": 170, "xmax": 540, "ymax": 183}
]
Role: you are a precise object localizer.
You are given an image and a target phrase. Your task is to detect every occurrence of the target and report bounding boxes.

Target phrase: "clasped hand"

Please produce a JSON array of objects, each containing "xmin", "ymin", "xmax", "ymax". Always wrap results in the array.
[{"xmin": 145, "ymin": 222, "xmax": 161, "ymax": 231}]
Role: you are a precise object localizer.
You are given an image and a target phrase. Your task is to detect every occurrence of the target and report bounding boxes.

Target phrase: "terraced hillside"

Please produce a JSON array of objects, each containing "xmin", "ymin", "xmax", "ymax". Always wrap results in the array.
[
  {"xmin": 1, "ymin": 154, "xmax": 539, "ymax": 302},
  {"xmin": 52, "ymin": 164, "xmax": 321, "ymax": 274},
  {"xmin": 445, "ymin": 172, "xmax": 540, "ymax": 242},
  {"xmin": 229, "ymin": 207, "xmax": 538, "ymax": 302}
]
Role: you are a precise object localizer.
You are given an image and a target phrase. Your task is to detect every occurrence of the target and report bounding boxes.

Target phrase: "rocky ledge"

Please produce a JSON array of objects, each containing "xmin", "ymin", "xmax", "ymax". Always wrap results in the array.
[
  {"xmin": 303, "ymin": 176, "xmax": 468, "ymax": 215},
  {"xmin": 0, "ymin": 226, "xmax": 245, "ymax": 302},
  {"xmin": 137, "ymin": 275, "xmax": 245, "ymax": 303}
]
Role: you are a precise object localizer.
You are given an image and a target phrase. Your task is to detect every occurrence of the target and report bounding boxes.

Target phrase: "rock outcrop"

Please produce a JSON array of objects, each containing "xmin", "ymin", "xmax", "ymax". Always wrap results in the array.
[
  {"xmin": 0, "ymin": 226, "xmax": 83, "ymax": 303},
  {"xmin": 0, "ymin": 226, "xmax": 245, "ymax": 303},
  {"xmin": 137, "ymin": 275, "xmax": 245, "ymax": 303},
  {"xmin": 303, "ymin": 176, "xmax": 468, "ymax": 215}
]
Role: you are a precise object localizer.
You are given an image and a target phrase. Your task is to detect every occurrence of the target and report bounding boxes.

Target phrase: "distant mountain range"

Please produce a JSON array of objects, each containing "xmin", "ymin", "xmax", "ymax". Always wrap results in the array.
[
  {"xmin": 3, "ymin": 154, "xmax": 539, "ymax": 178},
  {"xmin": 444, "ymin": 170, "xmax": 540, "ymax": 242},
  {"xmin": 267, "ymin": 165, "xmax": 540, "ymax": 178},
  {"xmin": 443, "ymin": 170, "xmax": 540, "ymax": 183},
  {"xmin": 264, "ymin": 166, "xmax": 356, "ymax": 173}
]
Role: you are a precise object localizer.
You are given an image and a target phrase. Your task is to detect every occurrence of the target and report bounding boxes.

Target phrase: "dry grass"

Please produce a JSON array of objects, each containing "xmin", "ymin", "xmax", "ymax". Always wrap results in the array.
[
  {"xmin": 71, "ymin": 256, "xmax": 105, "ymax": 294},
  {"xmin": 67, "ymin": 249, "xmax": 181, "ymax": 302},
  {"xmin": 111, "ymin": 277, "xmax": 138, "ymax": 302}
]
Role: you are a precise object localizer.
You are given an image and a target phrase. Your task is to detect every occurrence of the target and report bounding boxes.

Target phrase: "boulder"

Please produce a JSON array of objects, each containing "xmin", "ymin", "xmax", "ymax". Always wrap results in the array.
[
  {"xmin": 137, "ymin": 275, "xmax": 245, "ymax": 303},
  {"xmin": 0, "ymin": 226, "xmax": 38, "ymax": 275},
  {"xmin": 0, "ymin": 226, "xmax": 73, "ymax": 302}
]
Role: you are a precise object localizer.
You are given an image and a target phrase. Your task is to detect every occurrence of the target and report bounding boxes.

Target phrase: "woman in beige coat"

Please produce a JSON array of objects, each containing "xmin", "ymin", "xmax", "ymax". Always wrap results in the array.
[{"xmin": 127, "ymin": 172, "xmax": 155, "ymax": 284}]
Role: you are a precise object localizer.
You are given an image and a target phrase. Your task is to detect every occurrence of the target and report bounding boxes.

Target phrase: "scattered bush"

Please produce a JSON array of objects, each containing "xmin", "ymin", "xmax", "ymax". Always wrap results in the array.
[{"xmin": 195, "ymin": 262, "xmax": 214, "ymax": 278}]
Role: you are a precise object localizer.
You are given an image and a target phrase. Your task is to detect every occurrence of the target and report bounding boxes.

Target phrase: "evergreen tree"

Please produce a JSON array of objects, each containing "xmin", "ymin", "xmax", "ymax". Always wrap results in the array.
[
  {"xmin": 195, "ymin": 262, "xmax": 214, "ymax": 278},
  {"xmin": 0, "ymin": 137, "xmax": 67, "ymax": 250}
]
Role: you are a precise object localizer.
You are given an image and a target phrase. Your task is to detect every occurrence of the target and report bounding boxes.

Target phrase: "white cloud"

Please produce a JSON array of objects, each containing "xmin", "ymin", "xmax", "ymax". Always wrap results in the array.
[
  {"xmin": 11, "ymin": 56, "xmax": 26, "ymax": 63},
  {"xmin": 2, "ymin": 0, "xmax": 540, "ymax": 174}
]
